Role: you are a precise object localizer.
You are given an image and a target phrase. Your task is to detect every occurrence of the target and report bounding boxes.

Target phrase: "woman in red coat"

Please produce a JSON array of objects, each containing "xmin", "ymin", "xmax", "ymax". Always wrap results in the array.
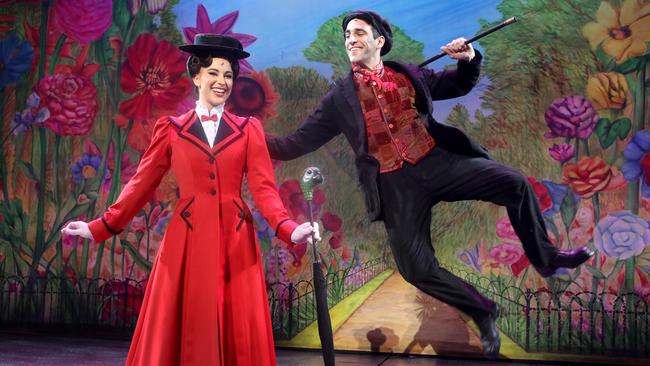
[{"xmin": 61, "ymin": 34, "xmax": 319, "ymax": 366}]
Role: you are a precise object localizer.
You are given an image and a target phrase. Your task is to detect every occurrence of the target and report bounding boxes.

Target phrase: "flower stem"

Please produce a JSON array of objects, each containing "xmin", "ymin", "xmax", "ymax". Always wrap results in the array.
[
  {"xmin": 47, "ymin": 34, "xmax": 66, "ymax": 75},
  {"xmin": 592, "ymin": 192, "xmax": 600, "ymax": 221},
  {"xmin": 625, "ymin": 62, "xmax": 646, "ymax": 215},
  {"xmin": 29, "ymin": 0, "xmax": 51, "ymax": 282}
]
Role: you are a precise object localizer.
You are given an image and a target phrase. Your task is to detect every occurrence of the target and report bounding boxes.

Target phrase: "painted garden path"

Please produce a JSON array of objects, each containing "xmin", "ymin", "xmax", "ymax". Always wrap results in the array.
[{"xmin": 332, "ymin": 272, "xmax": 486, "ymax": 357}]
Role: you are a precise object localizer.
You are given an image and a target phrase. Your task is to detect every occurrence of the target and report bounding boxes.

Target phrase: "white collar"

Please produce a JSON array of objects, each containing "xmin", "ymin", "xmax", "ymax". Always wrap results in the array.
[{"xmin": 195, "ymin": 101, "xmax": 225, "ymax": 120}]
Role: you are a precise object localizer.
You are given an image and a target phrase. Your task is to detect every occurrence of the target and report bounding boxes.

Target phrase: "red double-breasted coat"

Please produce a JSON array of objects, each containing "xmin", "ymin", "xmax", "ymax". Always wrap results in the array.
[{"xmin": 88, "ymin": 109, "xmax": 298, "ymax": 366}]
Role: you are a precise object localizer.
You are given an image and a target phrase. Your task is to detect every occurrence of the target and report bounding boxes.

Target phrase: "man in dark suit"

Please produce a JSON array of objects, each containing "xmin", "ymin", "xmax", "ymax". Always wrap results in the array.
[{"xmin": 266, "ymin": 10, "xmax": 593, "ymax": 358}]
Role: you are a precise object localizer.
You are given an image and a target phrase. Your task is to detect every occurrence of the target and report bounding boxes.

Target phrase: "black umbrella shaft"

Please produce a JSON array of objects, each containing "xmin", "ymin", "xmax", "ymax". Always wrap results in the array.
[
  {"xmin": 418, "ymin": 16, "xmax": 517, "ymax": 67},
  {"xmin": 313, "ymin": 262, "xmax": 335, "ymax": 366},
  {"xmin": 307, "ymin": 200, "xmax": 318, "ymax": 262},
  {"xmin": 306, "ymin": 198, "xmax": 335, "ymax": 366}
]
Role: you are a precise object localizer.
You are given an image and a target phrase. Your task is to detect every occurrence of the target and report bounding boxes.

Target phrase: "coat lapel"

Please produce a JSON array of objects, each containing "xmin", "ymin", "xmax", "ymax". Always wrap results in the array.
[
  {"xmin": 212, "ymin": 111, "xmax": 244, "ymax": 155},
  {"xmin": 337, "ymin": 73, "xmax": 368, "ymax": 152},
  {"xmin": 173, "ymin": 109, "xmax": 246, "ymax": 159}
]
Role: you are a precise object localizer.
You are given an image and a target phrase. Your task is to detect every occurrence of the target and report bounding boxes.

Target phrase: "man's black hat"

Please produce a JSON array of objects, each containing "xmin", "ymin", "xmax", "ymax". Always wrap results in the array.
[
  {"xmin": 342, "ymin": 10, "xmax": 393, "ymax": 56},
  {"xmin": 179, "ymin": 34, "xmax": 250, "ymax": 59}
]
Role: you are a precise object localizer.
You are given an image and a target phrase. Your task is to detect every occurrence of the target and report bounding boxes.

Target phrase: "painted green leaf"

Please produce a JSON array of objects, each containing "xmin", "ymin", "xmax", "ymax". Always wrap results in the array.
[
  {"xmin": 595, "ymin": 117, "xmax": 629, "ymax": 148},
  {"xmin": 15, "ymin": 159, "xmax": 38, "ymax": 182},
  {"xmin": 560, "ymin": 189, "xmax": 578, "ymax": 232},
  {"xmin": 614, "ymin": 57, "xmax": 641, "ymax": 74},
  {"xmin": 121, "ymin": 239, "xmax": 152, "ymax": 271}
]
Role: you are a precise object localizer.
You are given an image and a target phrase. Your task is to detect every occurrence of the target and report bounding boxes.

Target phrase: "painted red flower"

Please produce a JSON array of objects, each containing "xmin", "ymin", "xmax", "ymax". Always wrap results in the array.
[
  {"xmin": 54, "ymin": 45, "xmax": 100, "ymax": 78},
  {"xmin": 53, "ymin": 0, "xmax": 112, "ymax": 44},
  {"xmin": 23, "ymin": 13, "xmax": 75, "ymax": 73},
  {"xmin": 99, "ymin": 280, "xmax": 144, "ymax": 324},
  {"xmin": 119, "ymin": 33, "xmax": 192, "ymax": 122},
  {"xmin": 527, "ymin": 176, "xmax": 552, "ymax": 213},
  {"xmin": 36, "ymin": 72, "xmax": 98, "ymax": 136},
  {"xmin": 182, "ymin": 6, "xmax": 256, "ymax": 74},
  {"xmin": 341, "ymin": 245, "xmax": 352, "ymax": 262},
  {"xmin": 226, "ymin": 71, "xmax": 279, "ymax": 121},
  {"xmin": 126, "ymin": 118, "xmax": 156, "ymax": 153},
  {"xmin": 321, "ymin": 211, "xmax": 343, "ymax": 232},
  {"xmin": 278, "ymin": 179, "xmax": 326, "ymax": 222},
  {"xmin": 329, "ymin": 232, "xmax": 343, "ymax": 249},
  {"xmin": 510, "ymin": 255, "xmax": 530, "ymax": 277}
]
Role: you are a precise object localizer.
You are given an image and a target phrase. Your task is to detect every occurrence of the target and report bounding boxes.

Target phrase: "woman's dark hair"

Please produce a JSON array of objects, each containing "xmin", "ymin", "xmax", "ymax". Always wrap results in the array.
[{"xmin": 186, "ymin": 53, "xmax": 240, "ymax": 80}]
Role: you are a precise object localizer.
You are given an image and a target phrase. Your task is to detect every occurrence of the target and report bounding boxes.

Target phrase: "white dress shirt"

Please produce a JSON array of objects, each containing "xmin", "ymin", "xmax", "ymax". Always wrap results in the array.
[{"xmin": 195, "ymin": 101, "xmax": 224, "ymax": 148}]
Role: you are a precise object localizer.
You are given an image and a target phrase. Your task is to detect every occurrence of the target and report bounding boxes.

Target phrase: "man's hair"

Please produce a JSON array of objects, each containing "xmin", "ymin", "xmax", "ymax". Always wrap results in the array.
[
  {"xmin": 187, "ymin": 54, "xmax": 240, "ymax": 80},
  {"xmin": 341, "ymin": 10, "xmax": 393, "ymax": 56}
]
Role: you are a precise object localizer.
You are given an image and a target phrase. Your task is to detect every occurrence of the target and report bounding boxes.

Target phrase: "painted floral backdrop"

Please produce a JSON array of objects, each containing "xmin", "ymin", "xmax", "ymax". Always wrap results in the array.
[{"xmin": 0, "ymin": 0, "xmax": 649, "ymax": 351}]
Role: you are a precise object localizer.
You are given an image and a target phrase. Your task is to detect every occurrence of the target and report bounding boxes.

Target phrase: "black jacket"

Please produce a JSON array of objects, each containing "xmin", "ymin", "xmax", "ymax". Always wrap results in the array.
[{"xmin": 266, "ymin": 51, "xmax": 490, "ymax": 222}]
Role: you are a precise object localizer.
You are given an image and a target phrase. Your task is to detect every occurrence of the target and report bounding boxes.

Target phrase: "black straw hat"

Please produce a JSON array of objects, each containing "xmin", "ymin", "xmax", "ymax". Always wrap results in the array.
[
  {"xmin": 342, "ymin": 10, "xmax": 393, "ymax": 56},
  {"xmin": 179, "ymin": 34, "xmax": 250, "ymax": 59}
]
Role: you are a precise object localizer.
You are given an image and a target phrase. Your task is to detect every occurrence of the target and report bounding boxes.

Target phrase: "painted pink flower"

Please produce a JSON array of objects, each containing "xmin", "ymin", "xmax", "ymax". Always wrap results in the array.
[
  {"xmin": 182, "ymin": 5, "xmax": 256, "ymax": 73},
  {"xmin": 36, "ymin": 73, "xmax": 98, "ymax": 136},
  {"xmin": 53, "ymin": 0, "xmax": 112, "ymax": 44},
  {"xmin": 549, "ymin": 143, "xmax": 575, "ymax": 163},
  {"xmin": 496, "ymin": 216, "xmax": 519, "ymax": 241},
  {"xmin": 489, "ymin": 242, "xmax": 524, "ymax": 265}
]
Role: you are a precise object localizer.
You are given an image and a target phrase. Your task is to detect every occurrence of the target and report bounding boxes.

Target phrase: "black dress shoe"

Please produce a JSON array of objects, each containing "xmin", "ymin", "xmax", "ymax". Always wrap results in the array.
[
  {"xmin": 536, "ymin": 246, "xmax": 595, "ymax": 277},
  {"xmin": 474, "ymin": 305, "xmax": 501, "ymax": 359}
]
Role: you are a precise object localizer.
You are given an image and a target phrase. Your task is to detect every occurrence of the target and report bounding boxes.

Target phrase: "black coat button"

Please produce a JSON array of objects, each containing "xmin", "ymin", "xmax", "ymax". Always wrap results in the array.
[
  {"xmin": 209, "ymin": 157, "xmax": 215, "ymax": 164},
  {"xmin": 210, "ymin": 188, "xmax": 216, "ymax": 195},
  {"xmin": 209, "ymin": 172, "xmax": 216, "ymax": 179},
  {"xmin": 183, "ymin": 211, "xmax": 191, "ymax": 217}
]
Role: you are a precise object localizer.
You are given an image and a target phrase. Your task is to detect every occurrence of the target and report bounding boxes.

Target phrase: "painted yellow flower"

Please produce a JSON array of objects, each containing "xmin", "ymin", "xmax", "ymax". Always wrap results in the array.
[
  {"xmin": 582, "ymin": 0, "xmax": 650, "ymax": 63},
  {"xmin": 586, "ymin": 72, "xmax": 630, "ymax": 110}
]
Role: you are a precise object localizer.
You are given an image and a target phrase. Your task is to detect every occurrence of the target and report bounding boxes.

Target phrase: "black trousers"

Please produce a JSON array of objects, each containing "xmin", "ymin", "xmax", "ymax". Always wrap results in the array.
[{"xmin": 379, "ymin": 147, "xmax": 557, "ymax": 319}]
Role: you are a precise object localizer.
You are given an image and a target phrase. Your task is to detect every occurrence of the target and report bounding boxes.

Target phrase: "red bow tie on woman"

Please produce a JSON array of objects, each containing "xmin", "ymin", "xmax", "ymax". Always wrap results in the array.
[
  {"xmin": 352, "ymin": 61, "xmax": 384, "ymax": 89},
  {"xmin": 201, "ymin": 114, "xmax": 219, "ymax": 122}
]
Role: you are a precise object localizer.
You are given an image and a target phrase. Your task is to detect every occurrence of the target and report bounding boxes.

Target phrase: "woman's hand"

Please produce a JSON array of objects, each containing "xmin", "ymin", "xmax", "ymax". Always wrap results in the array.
[
  {"xmin": 61, "ymin": 221, "xmax": 93, "ymax": 240},
  {"xmin": 291, "ymin": 222, "xmax": 321, "ymax": 244}
]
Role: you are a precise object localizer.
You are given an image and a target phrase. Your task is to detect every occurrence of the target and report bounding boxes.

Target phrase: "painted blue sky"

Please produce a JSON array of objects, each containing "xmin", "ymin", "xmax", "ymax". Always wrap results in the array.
[{"xmin": 173, "ymin": 0, "xmax": 504, "ymax": 121}]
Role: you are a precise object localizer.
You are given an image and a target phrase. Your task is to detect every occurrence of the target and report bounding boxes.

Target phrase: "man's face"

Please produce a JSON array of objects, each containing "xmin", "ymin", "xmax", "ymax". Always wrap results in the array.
[{"xmin": 344, "ymin": 18, "xmax": 383, "ymax": 64}]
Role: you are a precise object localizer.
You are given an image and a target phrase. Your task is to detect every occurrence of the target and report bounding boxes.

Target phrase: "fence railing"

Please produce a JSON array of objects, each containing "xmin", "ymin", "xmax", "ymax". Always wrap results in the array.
[
  {"xmin": 267, "ymin": 257, "xmax": 391, "ymax": 339},
  {"xmin": 4, "ymin": 261, "xmax": 646, "ymax": 357},
  {"xmin": 450, "ymin": 267, "xmax": 650, "ymax": 357},
  {"xmin": 0, "ymin": 257, "xmax": 391, "ymax": 341}
]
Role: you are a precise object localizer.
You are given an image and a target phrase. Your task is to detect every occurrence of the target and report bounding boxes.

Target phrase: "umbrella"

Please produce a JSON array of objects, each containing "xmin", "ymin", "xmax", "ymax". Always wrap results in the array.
[{"xmin": 300, "ymin": 166, "xmax": 335, "ymax": 366}]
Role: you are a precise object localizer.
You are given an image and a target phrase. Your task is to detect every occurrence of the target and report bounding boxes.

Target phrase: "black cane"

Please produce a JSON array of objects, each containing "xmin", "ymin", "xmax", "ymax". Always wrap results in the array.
[
  {"xmin": 300, "ymin": 167, "xmax": 335, "ymax": 366},
  {"xmin": 418, "ymin": 16, "xmax": 517, "ymax": 67}
]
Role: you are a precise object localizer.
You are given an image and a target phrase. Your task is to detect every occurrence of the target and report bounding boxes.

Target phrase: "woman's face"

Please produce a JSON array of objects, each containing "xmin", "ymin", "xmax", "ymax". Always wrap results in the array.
[{"xmin": 193, "ymin": 57, "xmax": 233, "ymax": 108}]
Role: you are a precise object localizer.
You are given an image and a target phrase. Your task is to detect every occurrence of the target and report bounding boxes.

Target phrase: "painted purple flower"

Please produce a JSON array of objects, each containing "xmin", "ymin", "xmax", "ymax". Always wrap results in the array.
[
  {"xmin": 154, "ymin": 210, "xmax": 171, "ymax": 237},
  {"xmin": 594, "ymin": 211, "xmax": 650, "ymax": 260},
  {"xmin": 457, "ymin": 242, "xmax": 481, "ymax": 273},
  {"xmin": 252, "ymin": 209, "xmax": 273, "ymax": 241},
  {"xmin": 621, "ymin": 131, "xmax": 650, "ymax": 198},
  {"xmin": 182, "ymin": 5, "xmax": 256, "ymax": 73},
  {"xmin": 544, "ymin": 96, "xmax": 598, "ymax": 139},
  {"xmin": 548, "ymin": 143, "xmax": 575, "ymax": 163},
  {"xmin": 541, "ymin": 180, "xmax": 579, "ymax": 217},
  {"xmin": 12, "ymin": 92, "xmax": 49, "ymax": 133},
  {"xmin": 71, "ymin": 153, "xmax": 103, "ymax": 184}
]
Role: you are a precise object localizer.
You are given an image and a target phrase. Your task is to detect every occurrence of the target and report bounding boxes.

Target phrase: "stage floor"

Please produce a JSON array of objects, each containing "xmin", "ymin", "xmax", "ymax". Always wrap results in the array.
[{"xmin": 0, "ymin": 333, "xmax": 614, "ymax": 366}]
